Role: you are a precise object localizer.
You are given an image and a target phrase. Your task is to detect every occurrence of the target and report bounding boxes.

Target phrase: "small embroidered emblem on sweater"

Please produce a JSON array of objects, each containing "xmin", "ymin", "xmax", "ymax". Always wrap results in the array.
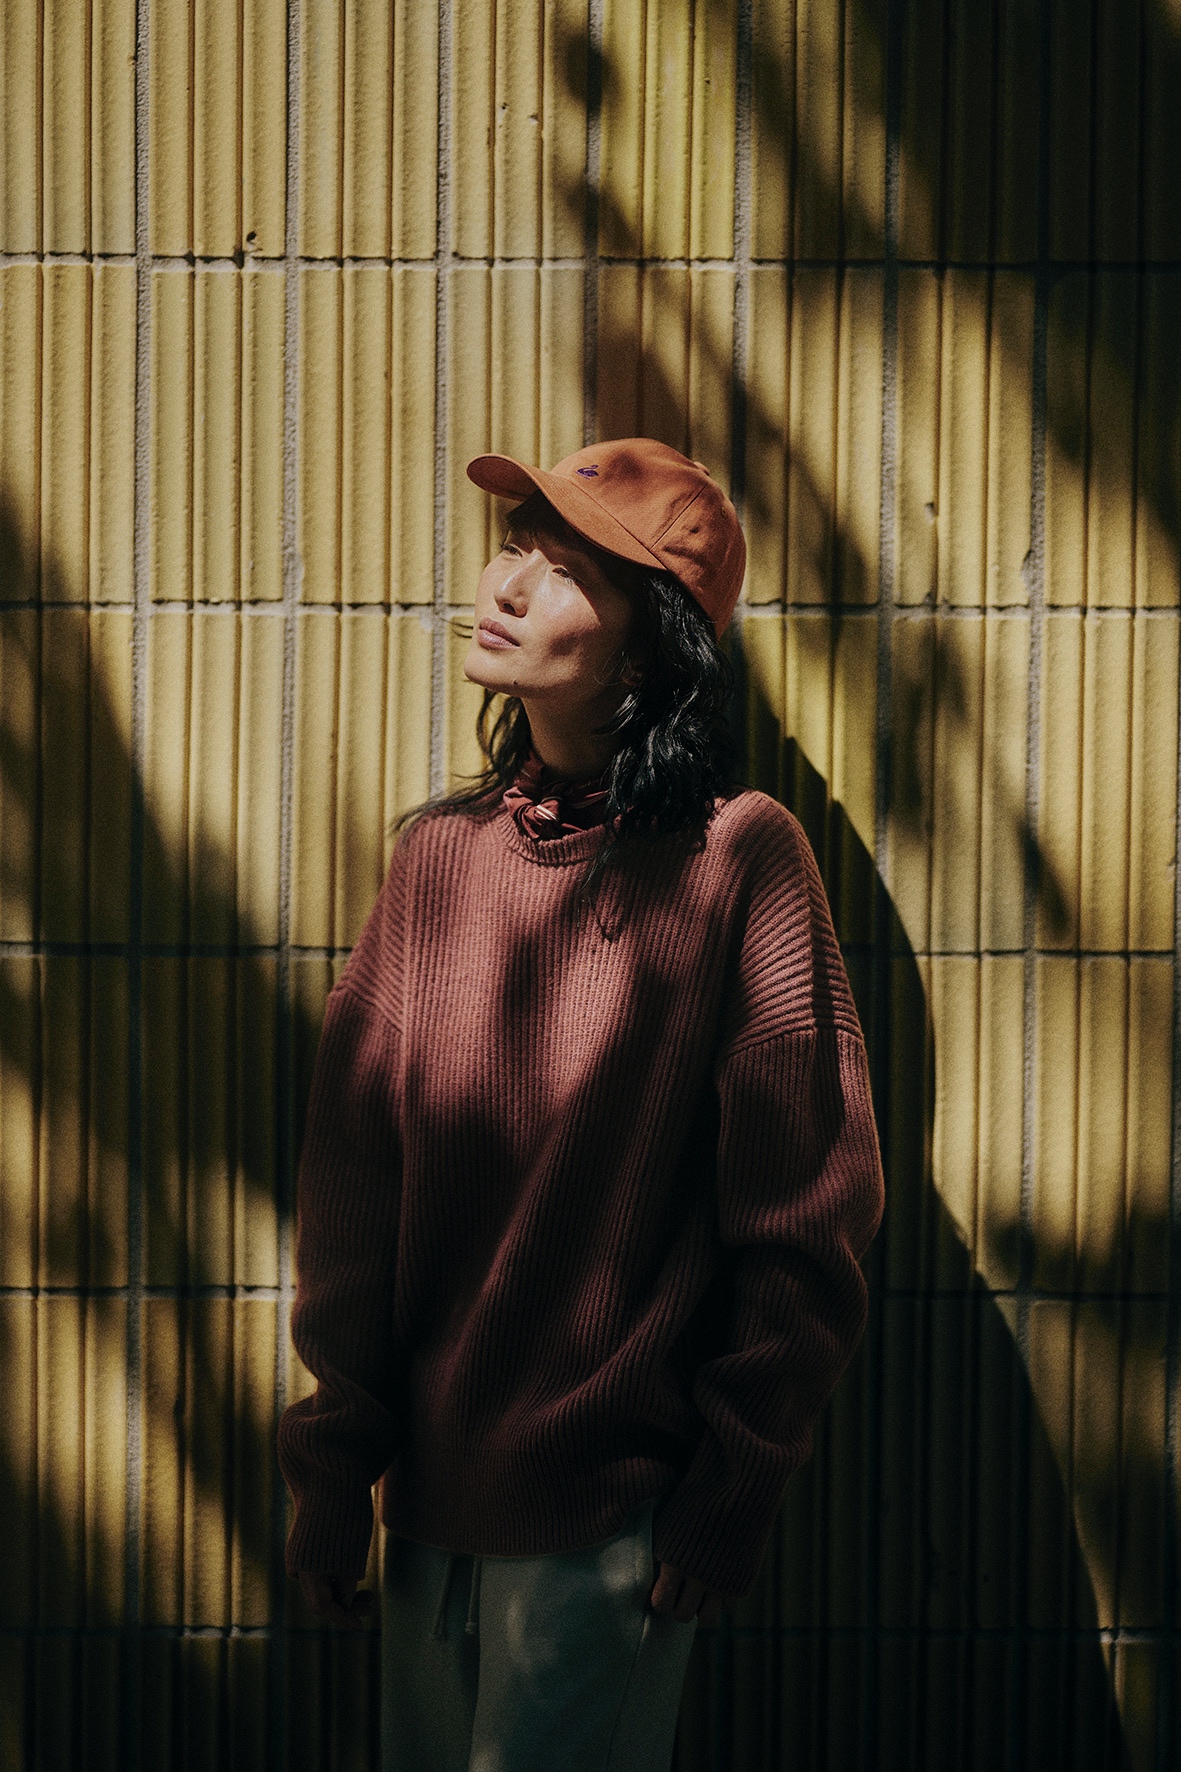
[{"xmin": 575, "ymin": 465, "xmax": 599, "ymax": 477}]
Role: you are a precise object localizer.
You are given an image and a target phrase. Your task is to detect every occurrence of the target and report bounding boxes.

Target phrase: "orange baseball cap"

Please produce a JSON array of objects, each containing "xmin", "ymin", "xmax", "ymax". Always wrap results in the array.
[{"xmin": 466, "ymin": 438, "xmax": 747, "ymax": 638}]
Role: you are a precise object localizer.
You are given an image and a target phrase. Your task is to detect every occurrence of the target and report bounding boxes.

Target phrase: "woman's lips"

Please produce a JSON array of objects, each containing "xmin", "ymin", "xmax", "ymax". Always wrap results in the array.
[{"xmin": 477, "ymin": 625, "xmax": 520, "ymax": 649}]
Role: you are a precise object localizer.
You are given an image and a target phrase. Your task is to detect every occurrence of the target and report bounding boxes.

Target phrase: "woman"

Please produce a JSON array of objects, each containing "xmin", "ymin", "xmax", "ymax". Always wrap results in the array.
[{"xmin": 277, "ymin": 439, "xmax": 885, "ymax": 1771}]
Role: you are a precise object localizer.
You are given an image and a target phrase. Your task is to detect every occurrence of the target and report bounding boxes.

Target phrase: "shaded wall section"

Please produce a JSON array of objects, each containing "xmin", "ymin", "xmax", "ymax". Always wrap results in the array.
[{"xmin": 0, "ymin": 0, "xmax": 1179, "ymax": 1768}]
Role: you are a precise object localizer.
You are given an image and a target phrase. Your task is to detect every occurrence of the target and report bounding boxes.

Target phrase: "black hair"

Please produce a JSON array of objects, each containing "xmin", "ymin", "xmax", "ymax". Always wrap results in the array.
[{"xmin": 389, "ymin": 497, "xmax": 744, "ymax": 909}]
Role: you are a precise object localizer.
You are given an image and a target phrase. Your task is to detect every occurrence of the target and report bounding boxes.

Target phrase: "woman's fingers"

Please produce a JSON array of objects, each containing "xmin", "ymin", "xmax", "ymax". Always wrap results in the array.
[
  {"xmin": 298, "ymin": 1571, "xmax": 335, "ymax": 1615},
  {"xmin": 297, "ymin": 1571, "xmax": 372, "ymax": 1629},
  {"xmin": 649, "ymin": 1560, "xmax": 684, "ymax": 1616},
  {"xmin": 650, "ymin": 1560, "xmax": 730, "ymax": 1625}
]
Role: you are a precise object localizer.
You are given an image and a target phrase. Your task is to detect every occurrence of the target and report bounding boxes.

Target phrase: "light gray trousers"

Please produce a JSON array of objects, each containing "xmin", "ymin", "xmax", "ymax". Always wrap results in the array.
[{"xmin": 381, "ymin": 1498, "xmax": 698, "ymax": 1772}]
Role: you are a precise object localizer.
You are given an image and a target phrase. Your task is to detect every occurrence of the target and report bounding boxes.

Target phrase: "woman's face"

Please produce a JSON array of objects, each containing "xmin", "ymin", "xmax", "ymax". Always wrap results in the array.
[{"xmin": 462, "ymin": 497, "xmax": 641, "ymax": 718}]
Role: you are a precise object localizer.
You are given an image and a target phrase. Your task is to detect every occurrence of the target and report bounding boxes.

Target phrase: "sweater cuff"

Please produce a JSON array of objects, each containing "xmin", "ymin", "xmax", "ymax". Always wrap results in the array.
[
  {"xmin": 284, "ymin": 1478, "xmax": 377, "ymax": 1580},
  {"xmin": 650, "ymin": 1442, "xmax": 789, "ymax": 1601}
]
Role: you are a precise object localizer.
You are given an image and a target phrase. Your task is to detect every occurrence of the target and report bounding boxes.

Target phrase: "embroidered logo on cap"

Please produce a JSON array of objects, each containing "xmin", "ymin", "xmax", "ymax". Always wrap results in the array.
[{"xmin": 575, "ymin": 465, "xmax": 599, "ymax": 477}]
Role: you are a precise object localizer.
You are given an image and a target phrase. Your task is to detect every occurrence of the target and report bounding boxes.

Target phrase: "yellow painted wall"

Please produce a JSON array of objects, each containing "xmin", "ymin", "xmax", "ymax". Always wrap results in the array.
[{"xmin": 1, "ymin": 1, "xmax": 1179, "ymax": 1767}]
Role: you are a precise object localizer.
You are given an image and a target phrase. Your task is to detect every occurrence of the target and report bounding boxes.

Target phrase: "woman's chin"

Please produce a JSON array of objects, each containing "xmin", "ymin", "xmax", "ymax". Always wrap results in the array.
[{"xmin": 462, "ymin": 644, "xmax": 523, "ymax": 692}]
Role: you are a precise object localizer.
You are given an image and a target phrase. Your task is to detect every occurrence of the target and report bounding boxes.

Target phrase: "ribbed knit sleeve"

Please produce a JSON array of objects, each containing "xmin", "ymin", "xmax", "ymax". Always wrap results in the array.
[
  {"xmin": 650, "ymin": 806, "xmax": 884, "ymax": 1600},
  {"xmin": 277, "ymin": 981, "xmax": 403, "ymax": 1578}
]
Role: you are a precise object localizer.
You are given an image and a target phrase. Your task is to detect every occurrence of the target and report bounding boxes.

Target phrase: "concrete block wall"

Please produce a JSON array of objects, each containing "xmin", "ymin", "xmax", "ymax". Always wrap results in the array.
[{"xmin": 1, "ymin": 1, "xmax": 1179, "ymax": 1767}]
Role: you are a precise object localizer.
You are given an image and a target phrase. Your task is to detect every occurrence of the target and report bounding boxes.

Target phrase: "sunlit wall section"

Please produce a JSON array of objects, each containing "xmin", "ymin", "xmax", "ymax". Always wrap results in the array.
[{"xmin": 1, "ymin": 1, "xmax": 1179, "ymax": 1769}]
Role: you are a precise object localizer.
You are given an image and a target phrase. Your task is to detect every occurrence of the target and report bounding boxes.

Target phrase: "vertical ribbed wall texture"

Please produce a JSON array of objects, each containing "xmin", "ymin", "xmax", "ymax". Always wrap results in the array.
[{"xmin": 0, "ymin": 1, "xmax": 1178, "ymax": 1767}]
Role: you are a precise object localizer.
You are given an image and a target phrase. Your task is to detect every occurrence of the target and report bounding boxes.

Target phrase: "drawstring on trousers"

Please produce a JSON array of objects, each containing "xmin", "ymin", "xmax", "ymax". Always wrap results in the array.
[
  {"xmin": 465, "ymin": 1555, "xmax": 482, "ymax": 1635},
  {"xmin": 430, "ymin": 1548, "xmax": 481, "ymax": 1641},
  {"xmin": 431, "ymin": 1552, "xmax": 456, "ymax": 1639}
]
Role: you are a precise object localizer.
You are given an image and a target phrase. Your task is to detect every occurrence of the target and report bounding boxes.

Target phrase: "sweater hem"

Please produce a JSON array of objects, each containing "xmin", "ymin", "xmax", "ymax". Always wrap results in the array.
[{"xmin": 379, "ymin": 1462, "xmax": 683, "ymax": 1561}]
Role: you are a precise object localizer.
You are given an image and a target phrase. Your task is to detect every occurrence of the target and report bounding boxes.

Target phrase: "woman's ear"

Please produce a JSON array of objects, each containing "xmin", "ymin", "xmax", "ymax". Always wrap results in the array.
[{"xmin": 616, "ymin": 636, "xmax": 648, "ymax": 689}]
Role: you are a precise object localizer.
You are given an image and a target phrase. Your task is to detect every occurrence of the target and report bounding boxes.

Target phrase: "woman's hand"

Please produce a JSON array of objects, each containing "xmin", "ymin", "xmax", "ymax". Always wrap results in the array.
[
  {"xmin": 649, "ymin": 1560, "xmax": 733, "ymax": 1627},
  {"xmin": 297, "ymin": 1571, "xmax": 375, "ymax": 1630}
]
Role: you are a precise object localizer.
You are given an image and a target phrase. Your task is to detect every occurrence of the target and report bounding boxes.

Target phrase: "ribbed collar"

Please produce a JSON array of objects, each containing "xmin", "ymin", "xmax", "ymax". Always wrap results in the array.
[
  {"xmin": 494, "ymin": 801, "xmax": 614, "ymax": 867},
  {"xmin": 496, "ymin": 747, "xmax": 618, "ymax": 865}
]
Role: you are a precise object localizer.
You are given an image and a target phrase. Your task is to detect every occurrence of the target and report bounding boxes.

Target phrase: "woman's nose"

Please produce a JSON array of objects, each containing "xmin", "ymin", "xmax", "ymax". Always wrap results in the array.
[{"xmin": 496, "ymin": 550, "xmax": 540, "ymax": 608}]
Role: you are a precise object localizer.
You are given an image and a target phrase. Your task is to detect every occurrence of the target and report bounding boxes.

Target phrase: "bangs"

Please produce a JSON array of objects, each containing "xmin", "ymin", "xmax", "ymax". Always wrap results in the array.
[{"xmin": 503, "ymin": 491, "xmax": 647, "ymax": 596}]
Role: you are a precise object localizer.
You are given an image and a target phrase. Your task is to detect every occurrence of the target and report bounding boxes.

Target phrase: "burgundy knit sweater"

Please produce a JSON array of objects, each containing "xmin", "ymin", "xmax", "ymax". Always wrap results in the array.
[{"xmin": 277, "ymin": 784, "xmax": 884, "ymax": 1600}]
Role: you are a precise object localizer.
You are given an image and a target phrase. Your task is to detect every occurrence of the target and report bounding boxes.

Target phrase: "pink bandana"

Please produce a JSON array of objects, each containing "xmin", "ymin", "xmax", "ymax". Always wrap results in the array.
[{"xmin": 502, "ymin": 749, "xmax": 613, "ymax": 840}]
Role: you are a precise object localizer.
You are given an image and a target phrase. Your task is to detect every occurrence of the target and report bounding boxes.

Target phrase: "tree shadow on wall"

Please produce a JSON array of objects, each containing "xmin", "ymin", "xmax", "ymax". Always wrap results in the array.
[
  {"xmin": 670, "ymin": 702, "xmax": 1135, "ymax": 1772},
  {"xmin": 0, "ymin": 497, "xmax": 382, "ymax": 1771},
  {"xmin": 566, "ymin": 0, "xmax": 1181, "ymax": 599}
]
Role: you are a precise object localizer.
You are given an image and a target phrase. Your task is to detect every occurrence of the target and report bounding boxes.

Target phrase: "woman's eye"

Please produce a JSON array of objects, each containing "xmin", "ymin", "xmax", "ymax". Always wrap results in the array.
[{"xmin": 553, "ymin": 564, "xmax": 574, "ymax": 581}]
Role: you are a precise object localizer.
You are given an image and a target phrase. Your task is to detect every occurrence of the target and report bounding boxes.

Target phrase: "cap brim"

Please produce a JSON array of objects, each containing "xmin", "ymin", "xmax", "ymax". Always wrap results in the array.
[{"xmin": 466, "ymin": 454, "xmax": 665, "ymax": 575}]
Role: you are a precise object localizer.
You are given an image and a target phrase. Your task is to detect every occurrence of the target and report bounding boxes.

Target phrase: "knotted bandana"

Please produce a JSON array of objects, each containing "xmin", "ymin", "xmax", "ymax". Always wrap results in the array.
[{"xmin": 502, "ymin": 748, "xmax": 613, "ymax": 840}]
